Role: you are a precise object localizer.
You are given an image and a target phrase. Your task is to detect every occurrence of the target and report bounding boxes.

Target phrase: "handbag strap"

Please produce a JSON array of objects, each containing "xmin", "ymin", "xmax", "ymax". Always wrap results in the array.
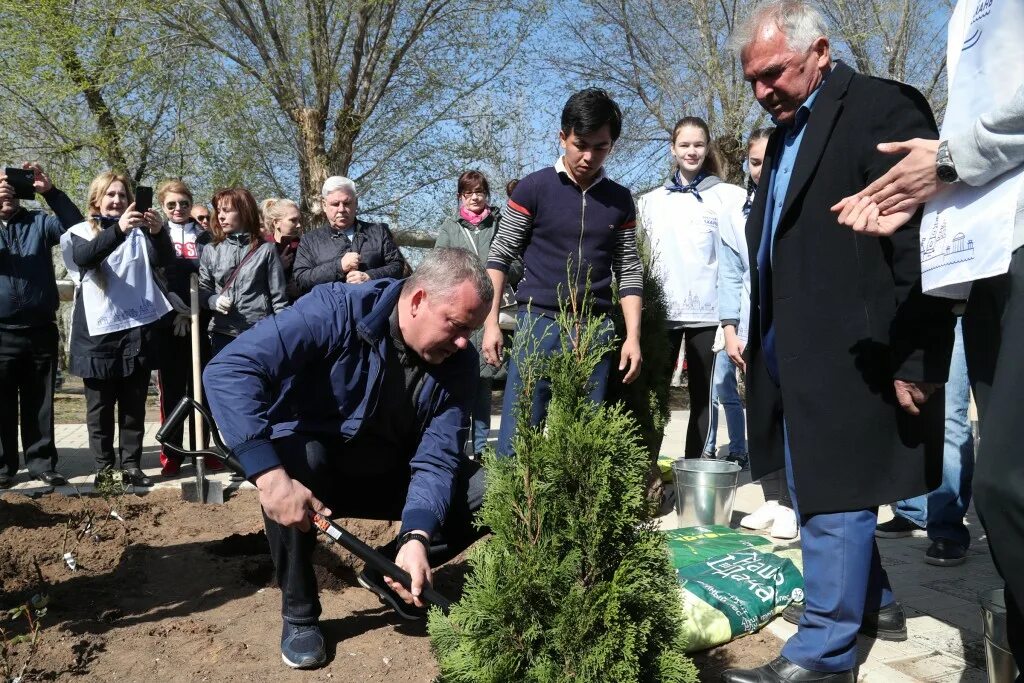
[{"xmin": 221, "ymin": 242, "xmax": 261, "ymax": 292}]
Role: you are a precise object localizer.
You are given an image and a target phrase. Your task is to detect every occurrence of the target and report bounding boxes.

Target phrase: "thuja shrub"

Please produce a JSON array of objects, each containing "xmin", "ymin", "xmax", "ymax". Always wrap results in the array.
[{"xmin": 429, "ymin": 293, "xmax": 696, "ymax": 683}]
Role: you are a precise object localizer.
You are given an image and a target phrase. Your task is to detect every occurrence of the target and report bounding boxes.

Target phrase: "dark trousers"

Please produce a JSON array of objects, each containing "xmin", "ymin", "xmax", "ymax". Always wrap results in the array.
[
  {"xmin": 83, "ymin": 368, "xmax": 151, "ymax": 470},
  {"xmin": 264, "ymin": 432, "xmax": 486, "ymax": 625},
  {"xmin": 157, "ymin": 329, "xmax": 209, "ymax": 459},
  {"xmin": 759, "ymin": 468, "xmax": 793, "ymax": 509},
  {"xmin": 668, "ymin": 326, "xmax": 717, "ymax": 458},
  {"xmin": 963, "ymin": 245, "xmax": 1024, "ymax": 674},
  {"xmin": 210, "ymin": 331, "xmax": 235, "ymax": 358},
  {"xmin": 0, "ymin": 324, "xmax": 59, "ymax": 475}
]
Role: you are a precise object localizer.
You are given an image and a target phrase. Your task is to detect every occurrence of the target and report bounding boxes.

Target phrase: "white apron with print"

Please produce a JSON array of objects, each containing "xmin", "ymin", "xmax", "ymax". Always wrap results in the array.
[
  {"xmin": 920, "ymin": 0, "xmax": 1024, "ymax": 298},
  {"xmin": 61, "ymin": 223, "xmax": 172, "ymax": 336}
]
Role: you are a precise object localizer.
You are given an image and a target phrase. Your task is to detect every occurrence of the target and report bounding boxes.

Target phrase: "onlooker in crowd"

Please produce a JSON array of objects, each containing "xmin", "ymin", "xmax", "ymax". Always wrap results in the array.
[
  {"xmin": 292, "ymin": 176, "xmax": 405, "ymax": 295},
  {"xmin": 833, "ymin": 0, "xmax": 1024, "ymax": 666},
  {"xmin": 638, "ymin": 116, "xmax": 746, "ymax": 460},
  {"xmin": 505, "ymin": 178, "xmax": 519, "ymax": 198},
  {"xmin": 483, "ymin": 88, "xmax": 644, "ymax": 457},
  {"xmin": 156, "ymin": 179, "xmax": 212, "ymax": 477},
  {"xmin": 722, "ymin": 128, "xmax": 798, "ymax": 541},
  {"xmin": 723, "ymin": 3, "xmax": 954, "ymax": 681},
  {"xmin": 260, "ymin": 198, "xmax": 302, "ymax": 300},
  {"xmin": 61, "ymin": 172, "xmax": 177, "ymax": 488},
  {"xmin": 198, "ymin": 188, "xmax": 288, "ymax": 357},
  {"xmin": 873, "ymin": 319, "xmax": 973, "ymax": 567},
  {"xmin": 0, "ymin": 163, "xmax": 83, "ymax": 488},
  {"xmin": 435, "ymin": 170, "xmax": 521, "ymax": 458},
  {"xmin": 203, "ymin": 248, "xmax": 490, "ymax": 669},
  {"xmin": 190, "ymin": 203, "xmax": 211, "ymax": 231}
]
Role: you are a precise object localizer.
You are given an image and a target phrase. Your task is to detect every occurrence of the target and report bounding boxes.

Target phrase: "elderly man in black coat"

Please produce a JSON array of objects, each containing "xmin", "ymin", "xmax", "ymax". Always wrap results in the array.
[
  {"xmin": 291, "ymin": 176, "xmax": 405, "ymax": 296},
  {"xmin": 721, "ymin": 2, "xmax": 956, "ymax": 682}
]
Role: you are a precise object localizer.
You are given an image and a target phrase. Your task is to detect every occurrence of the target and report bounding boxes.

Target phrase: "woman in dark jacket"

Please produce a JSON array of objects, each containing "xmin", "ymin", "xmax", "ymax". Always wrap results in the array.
[
  {"xmin": 61, "ymin": 172, "xmax": 174, "ymax": 487},
  {"xmin": 435, "ymin": 170, "xmax": 522, "ymax": 457},
  {"xmin": 292, "ymin": 176, "xmax": 405, "ymax": 296},
  {"xmin": 260, "ymin": 197, "xmax": 302, "ymax": 301}
]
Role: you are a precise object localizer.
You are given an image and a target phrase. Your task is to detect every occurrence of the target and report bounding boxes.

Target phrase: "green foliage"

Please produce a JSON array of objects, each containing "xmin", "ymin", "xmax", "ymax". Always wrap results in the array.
[
  {"xmin": 429, "ymin": 294, "xmax": 696, "ymax": 682},
  {"xmin": 607, "ymin": 231, "xmax": 673, "ymax": 466}
]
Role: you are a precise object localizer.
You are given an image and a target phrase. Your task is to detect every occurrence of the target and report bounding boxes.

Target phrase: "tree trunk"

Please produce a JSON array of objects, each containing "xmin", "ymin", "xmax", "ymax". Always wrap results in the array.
[{"xmin": 294, "ymin": 106, "xmax": 330, "ymax": 219}]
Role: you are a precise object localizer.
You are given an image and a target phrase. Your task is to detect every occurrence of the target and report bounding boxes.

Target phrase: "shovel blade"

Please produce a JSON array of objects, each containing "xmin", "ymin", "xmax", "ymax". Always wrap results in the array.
[{"xmin": 180, "ymin": 479, "xmax": 225, "ymax": 504}]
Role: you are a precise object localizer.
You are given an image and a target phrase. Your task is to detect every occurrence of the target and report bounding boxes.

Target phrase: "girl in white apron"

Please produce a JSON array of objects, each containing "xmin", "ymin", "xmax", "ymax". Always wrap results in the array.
[{"xmin": 638, "ymin": 116, "xmax": 746, "ymax": 459}]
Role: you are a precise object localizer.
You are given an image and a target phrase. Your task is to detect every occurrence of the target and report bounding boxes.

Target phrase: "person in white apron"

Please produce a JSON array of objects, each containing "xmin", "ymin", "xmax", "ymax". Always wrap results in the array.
[
  {"xmin": 638, "ymin": 116, "xmax": 746, "ymax": 459},
  {"xmin": 832, "ymin": 0, "xmax": 1024, "ymax": 669},
  {"xmin": 62, "ymin": 171, "xmax": 175, "ymax": 488},
  {"xmin": 435, "ymin": 170, "xmax": 522, "ymax": 458}
]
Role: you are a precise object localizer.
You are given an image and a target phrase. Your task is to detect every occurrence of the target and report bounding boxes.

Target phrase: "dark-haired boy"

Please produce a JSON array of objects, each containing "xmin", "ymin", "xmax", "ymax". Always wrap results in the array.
[{"xmin": 482, "ymin": 88, "xmax": 644, "ymax": 457}]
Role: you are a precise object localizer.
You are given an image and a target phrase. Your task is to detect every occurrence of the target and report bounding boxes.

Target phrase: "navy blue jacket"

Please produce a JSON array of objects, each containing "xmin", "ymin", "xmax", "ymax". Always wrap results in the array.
[
  {"xmin": 0, "ymin": 188, "xmax": 84, "ymax": 328},
  {"xmin": 203, "ymin": 278, "xmax": 478, "ymax": 535}
]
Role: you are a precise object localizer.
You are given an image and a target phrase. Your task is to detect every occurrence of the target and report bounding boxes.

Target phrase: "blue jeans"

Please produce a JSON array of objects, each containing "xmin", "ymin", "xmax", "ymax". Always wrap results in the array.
[
  {"xmin": 704, "ymin": 350, "xmax": 747, "ymax": 456},
  {"xmin": 471, "ymin": 377, "xmax": 492, "ymax": 455},
  {"xmin": 893, "ymin": 319, "xmax": 974, "ymax": 548},
  {"xmin": 496, "ymin": 309, "xmax": 615, "ymax": 458}
]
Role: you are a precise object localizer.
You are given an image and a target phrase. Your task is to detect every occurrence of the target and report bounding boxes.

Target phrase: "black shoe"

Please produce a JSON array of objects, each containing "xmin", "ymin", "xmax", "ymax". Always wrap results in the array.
[
  {"xmin": 874, "ymin": 516, "xmax": 926, "ymax": 538},
  {"xmin": 357, "ymin": 568, "xmax": 427, "ymax": 621},
  {"xmin": 726, "ymin": 453, "xmax": 750, "ymax": 470},
  {"xmin": 722, "ymin": 655, "xmax": 854, "ymax": 682},
  {"xmin": 0, "ymin": 472, "xmax": 11, "ymax": 488},
  {"xmin": 122, "ymin": 468, "xmax": 152, "ymax": 487},
  {"xmin": 34, "ymin": 470, "xmax": 67, "ymax": 486},
  {"xmin": 782, "ymin": 601, "xmax": 907, "ymax": 641},
  {"xmin": 280, "ymin": 620, "xmax": 326, "ymax": 669},
  {"xmin": 925, "ymin": 539, "xmax": 967, "ymax": 567}
]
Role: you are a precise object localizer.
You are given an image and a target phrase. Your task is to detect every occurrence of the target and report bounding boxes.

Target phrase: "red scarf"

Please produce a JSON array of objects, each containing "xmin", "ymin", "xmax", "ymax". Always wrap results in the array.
[{"xmin": 459, "ymin": 204, "xmax": 490, "ymax": 225}]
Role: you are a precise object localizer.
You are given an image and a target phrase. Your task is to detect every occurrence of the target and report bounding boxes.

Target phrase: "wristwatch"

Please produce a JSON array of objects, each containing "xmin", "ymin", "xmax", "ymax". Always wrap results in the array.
[
  {"xmin": 936, "ymin": 140, "xmax": 959, "ymax": 184},
  {"xmin": 396, "ymin": 531, "xmax": 430, "ymax": 553}
]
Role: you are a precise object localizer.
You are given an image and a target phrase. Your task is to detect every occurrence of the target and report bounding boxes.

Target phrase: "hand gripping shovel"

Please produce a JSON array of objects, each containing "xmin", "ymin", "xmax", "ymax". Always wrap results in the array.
[
  {"xmin": 155, "ymin": 395, "xmax": 453, "ymax": 614},
  {"xmin": 181, "ymin": 274, "xmax": 223, "ymax": 504}
]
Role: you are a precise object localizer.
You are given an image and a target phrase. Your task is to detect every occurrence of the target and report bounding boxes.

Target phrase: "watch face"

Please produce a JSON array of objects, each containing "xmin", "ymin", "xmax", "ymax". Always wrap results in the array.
[{"xmin": 938, "ymin": 165, "xmax": 959, "ymax": 183}]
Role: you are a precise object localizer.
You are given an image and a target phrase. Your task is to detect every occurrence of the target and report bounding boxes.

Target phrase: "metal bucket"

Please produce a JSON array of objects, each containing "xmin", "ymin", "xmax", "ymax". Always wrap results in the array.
[
  {"xmin": 980, "ymin": 588, "xmax": 1019, "ymax": 683},
  {"xmin": 672, "ymin": 459, "xmax": 741, "ymax": 527}
]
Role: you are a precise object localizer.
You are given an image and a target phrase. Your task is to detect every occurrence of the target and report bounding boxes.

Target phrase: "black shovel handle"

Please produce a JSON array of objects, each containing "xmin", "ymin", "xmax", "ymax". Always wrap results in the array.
[{"xmin": 155, "ymin": 396, "xmax": 452, "ymax": 614}]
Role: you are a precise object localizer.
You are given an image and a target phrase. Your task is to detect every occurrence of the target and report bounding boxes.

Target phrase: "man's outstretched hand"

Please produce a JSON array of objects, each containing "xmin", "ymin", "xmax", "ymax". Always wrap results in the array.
[
  {"xmin": 254, "ymin": 466, "xmax": 331, "ymax": 532},
  {"xmin": 385, "ymin": 532, "xmax": 432, "ymax": 608}
]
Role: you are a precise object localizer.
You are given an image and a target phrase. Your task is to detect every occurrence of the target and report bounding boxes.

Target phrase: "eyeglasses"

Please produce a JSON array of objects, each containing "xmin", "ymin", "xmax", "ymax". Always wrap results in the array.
[
  {"xmin": 461, "ymin": 191, "xmax": 488, "ymax": 198},
  {"xmin": 194, "ymin": 214, "xmax": 210, "ymax": 222},
  {"xmin": 165, "ymin": 201, "xmax": 191, "ymax": 209}
]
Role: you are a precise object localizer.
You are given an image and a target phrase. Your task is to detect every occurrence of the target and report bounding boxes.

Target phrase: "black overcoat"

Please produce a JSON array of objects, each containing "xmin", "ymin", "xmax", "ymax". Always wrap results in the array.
[{"xmin": 744, "ymin": 61, "xmax": 956, "ymax": 515}]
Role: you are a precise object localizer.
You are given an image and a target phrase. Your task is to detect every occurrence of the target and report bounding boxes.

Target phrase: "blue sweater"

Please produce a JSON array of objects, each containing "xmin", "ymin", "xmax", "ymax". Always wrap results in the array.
[
  {"xmin": 486, "ymin": 162, "xmax": 643, "ymax": 314},
  {"xmin": 0, "ymin": 188, "xmax": 84, "ymax": 328},
  {"xmin": 203, "ymin": 278, "xmax": 478, "ymax": 536}
]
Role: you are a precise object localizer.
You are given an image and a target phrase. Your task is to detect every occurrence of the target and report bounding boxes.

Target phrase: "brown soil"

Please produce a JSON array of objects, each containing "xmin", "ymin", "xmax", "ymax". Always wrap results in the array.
[{"xmin": 1, "ymin": 489, "xmax": 777, "ymax": 682}]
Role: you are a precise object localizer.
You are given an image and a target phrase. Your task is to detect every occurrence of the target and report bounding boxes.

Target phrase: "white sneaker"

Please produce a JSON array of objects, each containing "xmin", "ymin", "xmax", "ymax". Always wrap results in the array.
[
  {"xmin": 770, "ymin": 505, "xmax": 799, "ymax": 540},
  {"xmin": 740, "ymin": 501, "xmax": 779, "ymax": 530}
]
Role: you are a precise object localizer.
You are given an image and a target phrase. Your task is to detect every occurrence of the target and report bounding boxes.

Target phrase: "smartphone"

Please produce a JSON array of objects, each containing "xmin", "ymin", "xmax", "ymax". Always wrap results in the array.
[
  {"xmin": 4, "ymin": 167, "xmax": 35, "ymax": 200},
  {"xmin": 134, "ymin": 185, "xmax": 153, "ymax": 213}
]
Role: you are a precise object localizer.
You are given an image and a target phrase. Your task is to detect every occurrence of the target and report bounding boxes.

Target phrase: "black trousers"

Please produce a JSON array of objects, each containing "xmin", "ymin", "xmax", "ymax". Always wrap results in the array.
[
  {"xmin": 0, "ymin": 324, "xmax": 59, "ymax": 476},
  {"xmin": 83, "ymin": 368, "xmax": 151, "ymax": 470},
  {"xmin": 759, "ymin": 468, "xmax": 794, "ymax": 508},
  {"xmin": 263, "ymin": 432, "xmax": 486, "ymax": 625},
  {"xmin": 157, "ymin": 329, "xmax": 209, "ymax": 458},
  {"xmin": 668, "ymin": 326, "xmax": 718, "ymax": 459},
  {"xmin": 963, "ymin": 245, "xmax": 1024, "ymax": 674}
]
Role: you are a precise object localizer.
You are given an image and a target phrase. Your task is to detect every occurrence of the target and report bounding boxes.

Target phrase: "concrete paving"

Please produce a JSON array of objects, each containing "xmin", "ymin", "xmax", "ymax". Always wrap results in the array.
[{"xmin": 5, "ymin": 407, "xmax": 1002, "ymax": 681}]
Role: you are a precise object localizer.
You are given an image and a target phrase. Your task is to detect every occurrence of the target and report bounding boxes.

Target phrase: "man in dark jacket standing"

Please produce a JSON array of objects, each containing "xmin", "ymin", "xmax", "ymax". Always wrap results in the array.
[
  {"xmin": 0, "ymin": 164, "xmax": 84, "ymax": 488},
  {"xmin": 291, "ymin": 176, "xmax": 405, "ymax": 296},
  {"xmin": 721, "ymin": 3, "xmax": 955, "ymax": 682},
  {"xmin": 204, "ymin": 248, "xmax": 490, "ymax": 670}
]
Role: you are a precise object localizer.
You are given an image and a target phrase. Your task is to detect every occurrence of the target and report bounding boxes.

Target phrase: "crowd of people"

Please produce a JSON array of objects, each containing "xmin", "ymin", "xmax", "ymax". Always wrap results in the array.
[{"xmin": 1, "ymin": 0, "xmax": 1021, "ymax": 678}]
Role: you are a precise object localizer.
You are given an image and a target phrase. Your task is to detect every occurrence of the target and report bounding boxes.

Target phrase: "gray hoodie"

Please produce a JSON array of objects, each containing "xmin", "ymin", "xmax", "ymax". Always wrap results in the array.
[{"xmin": 198, "ymin": 233, "xmax": 288, "ymax": 337}]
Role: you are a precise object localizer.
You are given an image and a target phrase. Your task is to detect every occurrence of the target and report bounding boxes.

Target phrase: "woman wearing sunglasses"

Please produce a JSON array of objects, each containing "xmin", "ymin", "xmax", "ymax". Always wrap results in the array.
[{"xmin": 155, "ymin": 179, "xmax": 215, "ymax": 476}]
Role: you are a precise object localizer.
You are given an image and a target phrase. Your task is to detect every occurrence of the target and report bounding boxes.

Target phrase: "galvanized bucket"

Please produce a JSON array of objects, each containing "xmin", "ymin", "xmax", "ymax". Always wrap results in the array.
[
  {"xmin": 672, "ymin": 459, "xmax": 741, "ymax": 527},
  {"xmin": 980, "ymin": 588, "xmax": 1019, "ymax": 683}
]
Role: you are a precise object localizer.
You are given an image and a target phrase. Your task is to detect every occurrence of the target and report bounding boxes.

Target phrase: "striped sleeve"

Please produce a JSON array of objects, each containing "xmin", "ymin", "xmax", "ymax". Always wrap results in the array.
[
  {"xmin": 486, "ymin": 199, "xmax": 533, "ymax": 272},
  {"xmin": 613, "ymin": 209, "xmax": 644, "ymax": 299}
]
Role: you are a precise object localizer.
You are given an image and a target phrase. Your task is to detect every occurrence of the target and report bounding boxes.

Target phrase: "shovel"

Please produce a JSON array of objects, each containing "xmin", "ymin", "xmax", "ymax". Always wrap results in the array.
[
  {"xmin": 183, "ymin": 274, "xmax": 223, "ymax": 504},
  {"xmin": 155, "ymin": 395, "xmax": 453, "ymax": 614}
]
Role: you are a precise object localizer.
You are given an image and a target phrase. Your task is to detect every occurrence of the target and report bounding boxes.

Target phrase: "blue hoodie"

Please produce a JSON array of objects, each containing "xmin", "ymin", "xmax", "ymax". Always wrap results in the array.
[{"xmin": 203, "ymin": 278, "xmax": 478, "ymax": 536}]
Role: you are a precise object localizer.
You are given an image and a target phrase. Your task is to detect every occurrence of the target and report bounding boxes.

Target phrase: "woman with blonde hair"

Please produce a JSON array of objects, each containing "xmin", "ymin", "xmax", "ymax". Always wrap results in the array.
[
  {"xmin": 199, "ymin": 188, "xmax": 288, "ymax": 356},
  {"xmin": 260, "ymin": 197, "xmax": 302, "ymax": 299},
  {"xmin": 61, "ymin": 171, "xmax": 175, "ymax": 487}
]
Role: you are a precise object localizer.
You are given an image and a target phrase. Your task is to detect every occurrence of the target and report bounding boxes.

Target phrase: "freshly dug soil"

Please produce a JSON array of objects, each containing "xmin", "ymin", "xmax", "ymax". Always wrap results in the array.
[{"xmin": 1, "ymin": 489, "xmax": 777, "ymax": 681}]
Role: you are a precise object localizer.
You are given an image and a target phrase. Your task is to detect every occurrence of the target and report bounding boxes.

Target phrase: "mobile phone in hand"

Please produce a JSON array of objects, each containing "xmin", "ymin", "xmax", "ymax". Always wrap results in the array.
[
  {"xmin": 4, "ymin": 168, "xmax": 35, "ymax": 200},
  {"xmin": 135, "ymin": 185, "xmax": 153, "ymax": 213}
]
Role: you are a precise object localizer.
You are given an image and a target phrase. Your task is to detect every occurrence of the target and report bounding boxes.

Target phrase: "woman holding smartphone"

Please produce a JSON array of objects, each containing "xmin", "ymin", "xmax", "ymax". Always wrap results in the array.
[
  {"xmin": 62, "ymin": 172, "xmax": 174, "ymax": 487},
  {"xmin": 198, "ymin": 188, "xmax": 288, "ymax": 356}
]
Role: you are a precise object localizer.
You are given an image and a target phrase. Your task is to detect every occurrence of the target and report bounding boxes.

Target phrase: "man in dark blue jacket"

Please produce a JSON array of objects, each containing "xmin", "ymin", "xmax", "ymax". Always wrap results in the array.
[
  {"xmin": 204, "ymin": 248, "xmax": 491, "ymax": 670},
  {"xmin": 0, "ymin": 164, "xmax": 84, "ymax": 488}
]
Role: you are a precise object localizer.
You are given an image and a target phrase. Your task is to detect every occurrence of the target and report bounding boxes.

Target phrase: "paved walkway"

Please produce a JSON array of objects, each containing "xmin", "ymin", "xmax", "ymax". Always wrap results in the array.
[{"xmin": 7, "ymin": 409, "xmax": 1000, "ymax": 681}]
